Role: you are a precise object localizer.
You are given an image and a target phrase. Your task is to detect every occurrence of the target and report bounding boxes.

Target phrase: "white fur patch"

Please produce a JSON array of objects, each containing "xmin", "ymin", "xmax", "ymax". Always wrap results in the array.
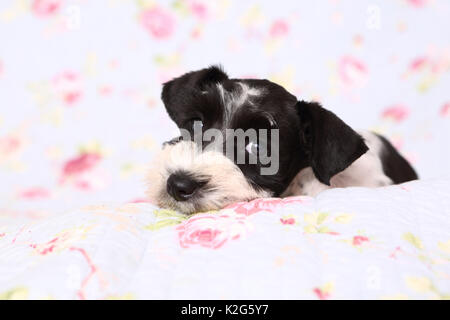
[
  {"xmin": 281, "ymin": 131, "xmax": 392, "ymax": 197},
  {"xmin": 217, "ymin": 82, "xmax": 263, "ymax": 124},
  {"xmin": 147, "ymin": 141, "xmax": 270, "ymax": 214},
  {"xmin": 281, "ymin": 167, "xmax": 330, "ymax": 197}
]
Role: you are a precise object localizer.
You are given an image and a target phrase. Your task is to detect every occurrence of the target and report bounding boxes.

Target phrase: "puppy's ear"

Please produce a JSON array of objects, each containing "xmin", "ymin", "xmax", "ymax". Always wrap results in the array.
[
  {"xmin": 297, "ymin": 101, "xmax": 368, "ymax": 185},
  {"xmin": 161, "ymin": 65, "xmax": 228, "ymax": 121}
]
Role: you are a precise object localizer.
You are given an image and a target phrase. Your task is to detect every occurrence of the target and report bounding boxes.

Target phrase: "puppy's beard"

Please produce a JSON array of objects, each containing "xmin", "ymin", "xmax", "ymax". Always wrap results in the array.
[{"xmin": 147, "ymin": 141, "xmax": 271, "ymax": 214}]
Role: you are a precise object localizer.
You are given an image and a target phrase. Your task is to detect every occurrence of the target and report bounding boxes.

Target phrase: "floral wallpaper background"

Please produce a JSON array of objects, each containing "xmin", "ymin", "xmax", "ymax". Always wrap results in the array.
[{"xmin": 0, "ymin": 0, "xmax": 449, "ymax": 218}]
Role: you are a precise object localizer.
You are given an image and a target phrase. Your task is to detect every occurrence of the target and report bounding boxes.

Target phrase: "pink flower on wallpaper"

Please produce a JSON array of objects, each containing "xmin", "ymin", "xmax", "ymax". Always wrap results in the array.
[
  {"xmin": 177, "ymin": 213, "xmax": 250, "ymax": 249},
  {"xmin": 32, "ymin": 0, "xmax": 62, "ymax": 17},
  {"xmin": 63, "ymin": 153, "xmax": 101, "ymax": 176},
  {"xmin": 382, "ymin": 104, "xmax": 410, "ymax": 122},
  {"xmin": 53, "ymin": 71, "xmax": 82, "ymax": 106},
  {"xmin": 409, "ymin": 56, "xmax": 428, "ymax": 72},
  {"xmin": 338, "ymin": 55, "xmax": 368, "ymax": 87},
  {"xmin": 0, "ymin": 133, "xmax": 28, "ymax": 164},
  {"xmin": 389, "ymin": 246, "xmax": 404, "ymax": 259},
  {"xmin": 280, "ymin": 217, "xmax": 295, "ymax": 225},
  {"xmin": 405, "ymin": 53, "xmax": 450, "ymax": 77},
  {"xmin": 190, "ymin": 1, "xmax": 209, "ymax": 20},
  {"xmin": 313, "ymin": 288, "xmax": 330, "ymax": 300},
  {"xmin": 0, "ymin": 135, "xmax": 22, "ymax": 157},
  {"xmin": 141, "ymin": 7, "xmax": 175, "ymax": 39},
  {"xmin": 269, "ymin": 19, "xmax": 289, "ymax": 38},
  {"xmin": 406, "ymin": 0, "xmax": 428, "ymax": 7},
  {"xmin": 352, "ymin": 235, "xmax": 369, "ymax": 246},
  {"xmin": 18, "ymin": 187, "xmax": 51, "ymax": 200},
  {"xmin": 60, "ymin": 153, "xmax": 107, "ymax": 190},
  {"xmin": 98, "ymin": 85, "xmax": 113, "ymax": 96},
  {"xmin": 440, "ymin": 102, "xmax": 450, "ymax": 117}
]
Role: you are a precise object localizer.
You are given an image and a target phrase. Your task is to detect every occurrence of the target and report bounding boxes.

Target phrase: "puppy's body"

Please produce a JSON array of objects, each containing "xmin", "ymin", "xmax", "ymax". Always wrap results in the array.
[
  {"xmin": 148, "ymin": 66, "xmax": 418, "ymax": 214},
  {"xmin": 282, "ymin": 131, "xmax": 417, "ymax": 197}
]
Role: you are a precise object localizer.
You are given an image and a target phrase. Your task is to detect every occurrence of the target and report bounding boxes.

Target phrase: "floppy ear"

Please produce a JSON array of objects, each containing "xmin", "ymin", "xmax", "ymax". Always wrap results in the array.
[
  {"xmin": 297, "ymin": 101, "xmax": 368, "ymax": 185},
  {"xmin": 161, "ymin": 65, "xmax": 228, "ymax": 122}
]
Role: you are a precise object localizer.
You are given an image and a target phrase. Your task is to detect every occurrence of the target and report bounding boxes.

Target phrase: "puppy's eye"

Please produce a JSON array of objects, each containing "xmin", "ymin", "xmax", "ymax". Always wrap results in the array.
[
  {"xmin": 245, "ymin": 139, "xmax": 268, "ymax": 157},
  {"xmin": 245, "ymin": 141, "xmax": 259, "ymax": 155}
]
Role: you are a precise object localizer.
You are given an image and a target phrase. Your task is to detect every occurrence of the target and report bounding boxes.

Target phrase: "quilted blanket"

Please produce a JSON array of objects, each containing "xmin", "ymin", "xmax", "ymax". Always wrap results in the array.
[{"xmin": 1, "ymin": 178, "xmax": 449, "ymax": 300}]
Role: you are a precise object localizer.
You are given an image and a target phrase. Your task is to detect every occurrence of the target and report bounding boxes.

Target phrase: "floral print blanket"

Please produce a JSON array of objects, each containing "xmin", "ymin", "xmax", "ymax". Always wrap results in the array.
[{"xmin": 1, "ymin": 178, "xmax": 449, "ymax": 300}]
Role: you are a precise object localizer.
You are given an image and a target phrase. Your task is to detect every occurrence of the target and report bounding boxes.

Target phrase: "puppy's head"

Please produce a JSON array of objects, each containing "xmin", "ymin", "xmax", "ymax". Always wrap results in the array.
[{"xmin": 148, "ymin": 66, "xmax": 368, "ymax": 213}]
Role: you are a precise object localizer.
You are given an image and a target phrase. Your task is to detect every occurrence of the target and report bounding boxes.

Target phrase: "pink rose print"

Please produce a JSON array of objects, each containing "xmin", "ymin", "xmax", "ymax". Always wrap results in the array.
[
  {"xmin": 0, "ymin": 133, "xmax": 27, "ymax": 165},
  {"xmin": 141, "ymin": 7, "xmax": 175, "ymax": 39},
  {"xmin": 60, "ymin": 152, "xmax": 107, "ymax": 190},
  {"xmin": 32, "ymin": 0, "xmax": 62, "ymax": 17},
  {"xmin": 177, "ymin": 213, "xmax": 250, "ymax": 249},
  {"xmin": 409, "ymin": 56, "xmax": 428, "ymax": 72},
  {"xmin": 29, "ymin": 227, "xmax": 93, "ymax": 257},
  {"xmin": 98, "ymin": 85, "xmax": 113, "ymax": 96},
  {"xmin": 226, "ymin": 198, "xmax": 283, "ymax": 215},
  {"xmin": 338, "ymin": 56, "xmax": 368, "ymax": 87},
  {"xmin": 29, "ymin": 237, "xmax": 59, "ymax": 255},
  {"xmin": 52, "ymin": 71, "xmax": 82, "ymax": 106},
  {"xmin": 313, "ymin": 288, "xmax": 330, "ymax": 300},
  {"xmin": 0, "ymin": 135, "xmax": 22, "ymax": 158},
  {"xmin": 405, "ymin": 53, "xmax": 450, "ymax": 78},
  {"xmin": 352, "ymin": 235, "xmax": 370, "ymax": 246},
  {"xmin": 18, "ymin": 187, "xmax": 51, "ymax": 200},
  {"xmin": 190, "ymin": 1, "xmax": 209, "ymax": 20},
  {"xmin": 389, "ymin": 246, "xmax": 404, "ymax": 259},
  {"xmin": 62, "ymin": 153, "xmax": 101, "ymax": 176},
  {"xmin": 406, "ymin": 0, "xmax": 428, "ymax": 7},
  {"xmin": 280, "ymin": 217, "xmax": 295, "ymax": 225},
  {"xmin": 281, "ymin": 196, "xmax": 308, "ymax": 205},
  {"xmin": 441, "ymin": 102, "xmax": 450, "ymax": 118},
  {"xmin": 382, "ymin": 104, "xmax": 410, "ymax": 122},
  {"xmin": 69, "ymin": 247, "xmax": 97, "ymax": 300},
  {"xmin": 270, "ymin": 19, "xmax": 289, "ymax": 38},
  {"xmin": 226, "ymin": 196, "xmax": 305, "ymax": 215}
]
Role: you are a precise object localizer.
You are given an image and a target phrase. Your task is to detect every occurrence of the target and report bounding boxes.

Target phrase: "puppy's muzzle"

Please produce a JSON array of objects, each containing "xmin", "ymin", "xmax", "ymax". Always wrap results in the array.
[
  {"xmin": 166, "ymin": 172, "xmax": 204, "ymax": 201},
  {"xmin": 147, "ymin": 140, "xmax": 271, "ymax": 214}
]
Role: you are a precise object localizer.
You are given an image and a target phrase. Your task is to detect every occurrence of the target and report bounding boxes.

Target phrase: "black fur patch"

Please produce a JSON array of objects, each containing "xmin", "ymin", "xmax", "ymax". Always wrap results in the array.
[
  {"xmin": 375, "ymin": 133, "xmax": 418, "ymax": 183},
  {"xmin": 297, "ymin": 101, "xmax": 369, "ymax": 186},
  {"xmin": 161, "ymin": 66, "xmax": 228, "ymax": 132}
]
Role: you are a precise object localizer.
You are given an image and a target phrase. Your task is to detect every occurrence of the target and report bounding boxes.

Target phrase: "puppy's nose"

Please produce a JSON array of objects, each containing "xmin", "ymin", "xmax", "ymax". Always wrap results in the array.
[{"xmin": 167, "ymin": 173, "xmax": 201, "ymax": 201}]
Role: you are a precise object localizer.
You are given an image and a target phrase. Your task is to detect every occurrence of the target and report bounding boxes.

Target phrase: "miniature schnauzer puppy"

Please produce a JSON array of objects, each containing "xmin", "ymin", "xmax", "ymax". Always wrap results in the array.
[{"xmin": 147, "ymin": 66, "xmax": 418, "ymax": 214}]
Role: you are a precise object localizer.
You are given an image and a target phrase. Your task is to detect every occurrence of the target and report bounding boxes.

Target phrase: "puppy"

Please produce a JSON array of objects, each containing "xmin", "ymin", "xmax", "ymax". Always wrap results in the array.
[{"xmin": 147, "ymin": 66, "xmax": 418, "ymax": 214}]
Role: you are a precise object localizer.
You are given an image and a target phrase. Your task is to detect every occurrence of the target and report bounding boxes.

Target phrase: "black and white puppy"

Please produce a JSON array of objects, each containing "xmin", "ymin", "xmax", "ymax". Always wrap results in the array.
[{"xmin": 147, "ymin": 66, "xmax": 418, "ymax": 213}]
